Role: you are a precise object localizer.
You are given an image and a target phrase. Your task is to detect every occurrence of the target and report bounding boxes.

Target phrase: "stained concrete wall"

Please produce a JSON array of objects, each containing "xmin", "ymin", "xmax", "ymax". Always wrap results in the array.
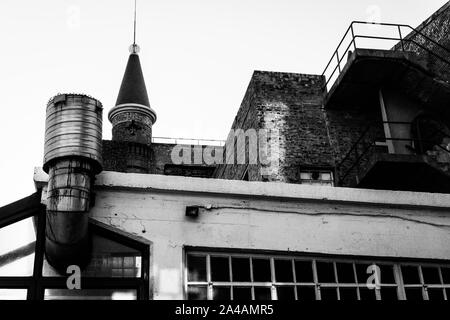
[
  {"xmin": 34, "ymin": 169, "xmax": 450, "ymax": 299},
  {"xmin": 381, "ymin": 88, "xmax": 424, "ymax": 155}
]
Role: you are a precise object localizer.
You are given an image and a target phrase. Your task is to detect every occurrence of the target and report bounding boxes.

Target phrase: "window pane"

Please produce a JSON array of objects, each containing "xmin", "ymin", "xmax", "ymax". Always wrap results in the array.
[
  {"xmin": 441, "ymin": 267, "xmax": 450, "ymax": 284},
  {"xmin": 359, "ymin": 288, "xmax": 377, "ymax": 301},
  {"xmin": 295, "ymin": 260, "xmax": 314, "ymax": 283},
  {"xmin": 252, "ymin": 259, "xmax": 271, "ymax": 282},
  {"xmin": 421, "ymin": 266, "xmax": 441, "ymax": 284},
  {"xmin": 187, "ymin": 255, "xmax": 207, "ymax": 282},
  {"xmin": 427, "ymin": 288, "xmax": 445, "ymax": 300},
  {"xmin": 211, "ymin": 256, "xmax": 229, "ymax": 281},
  {"xmin": 0, "ymin": 217, "xmax": 36, "ymax": 276},
  {"xmin": 232, "ymin": 257, "xmax": 250, "ymax": 282},
  {"xmin": 316, "ymin": 262, "xmax": 335, "ymax": 283},
  {"xmin": 320, "ymin": 173, "xmax": 332, "ymax": 181},
  {"xmin": 187, "ymin": 286, "xmax": 207, "ymax": 300},
  {"xmin": 320, "ymin": 287, "xmax": 338, "ymax": 300},
  {"xmin": 379, "ymin": 265, "xmax": 395, "ymax": 284},
  {"xmin": 277, "ymin": 286, "xmax": 295, "ymax": 300},
  {"xmin": 233, "ymin": 287, "xmax": 252, "ymax": 300},
  {"xmin": 254, "ymin": 287, "xmax": 271, "ymax": 300},
  {"xmin": 43, "ymin": 234, "xmax": 142, "ymax": 278},
  {"xmin": 297, "ymin": 286, "xmax": 316, "ymax": 300},
  {"xmin": 380, "ymin": 287, "xmax": 399, "ymax": 300},
  {"xmin": 339, "ymin": 287, "xmax": 358, "ymax": 300},
  {"xmin": 44, "ymin": 289, "xmax": 136, "ymax": 300},
  {"xmin": 336, "ymin": 263, "xmax": 355, "ymax": 283},
  {"xmin": 0, "ymin": 289, "xmax": 27, "ymax": 300},
  {"xmin": 405, "ymin": 288, "xmax": 424, "ymax": 300},
  {"xmin": 275, "ymin": 259, "xmax": 293, "ymax": 282},
  {"xmin": 401, "ymin": 266, "xmax": 420, "ymax": 284},
  {"xmin": 355, "ymin": 263, "xmax": 371, "ymax": 284},
  {"xmin": 213, "ymin": 287, "xmax": 231, "ymax": 300},
  {"xmin": 300, "ymin": 172, "xmax": 311, "ymax": 180}
]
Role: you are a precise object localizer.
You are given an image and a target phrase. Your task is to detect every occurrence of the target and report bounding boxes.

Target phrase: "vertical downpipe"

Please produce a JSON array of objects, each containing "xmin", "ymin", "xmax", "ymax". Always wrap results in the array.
[{"xmin": 43, "ymin": 94, "xmax": 103, "ymax": 271}]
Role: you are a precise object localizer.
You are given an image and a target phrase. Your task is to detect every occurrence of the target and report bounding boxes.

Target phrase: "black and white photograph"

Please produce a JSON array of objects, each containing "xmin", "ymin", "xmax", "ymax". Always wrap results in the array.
[{"xmin": 0, "ymin": 0, "xmax": 449, "ymax": 314}]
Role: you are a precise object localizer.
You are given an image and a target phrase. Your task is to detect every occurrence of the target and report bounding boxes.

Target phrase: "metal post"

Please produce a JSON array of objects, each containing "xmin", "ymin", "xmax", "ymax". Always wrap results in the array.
[
  {"xmin": 336, "ymin": 51, "xmax": 341, "ymax": 73},
  {"xmin": 398, "ymin": 25, "xmax": 405, "ymax": 51},
  {"xmin": 351, "ymin": 24, "xmax": 357, "ymax": 51}
]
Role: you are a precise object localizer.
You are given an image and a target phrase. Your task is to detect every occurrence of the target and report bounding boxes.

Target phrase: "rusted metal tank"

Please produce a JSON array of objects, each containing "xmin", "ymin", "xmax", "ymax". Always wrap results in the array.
[{"xmin": 43, "ymin": 93, "xmax": 103, "ymax": 271}]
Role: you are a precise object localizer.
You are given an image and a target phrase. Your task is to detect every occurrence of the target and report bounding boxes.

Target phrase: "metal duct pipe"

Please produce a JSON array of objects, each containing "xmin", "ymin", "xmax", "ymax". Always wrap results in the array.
[{"xmin": 43, "ymin": 94, "xmax": 103, "ymax": 271}]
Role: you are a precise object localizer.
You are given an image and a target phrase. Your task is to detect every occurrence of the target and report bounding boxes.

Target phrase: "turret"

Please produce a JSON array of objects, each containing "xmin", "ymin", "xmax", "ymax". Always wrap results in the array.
[
  {"xmin": 108, "ymin": 44, "xmax": 156, "ymax": 173},
  {"xmin": 109, "ymin": 44, "xmax": 156, "ymax": 144}
]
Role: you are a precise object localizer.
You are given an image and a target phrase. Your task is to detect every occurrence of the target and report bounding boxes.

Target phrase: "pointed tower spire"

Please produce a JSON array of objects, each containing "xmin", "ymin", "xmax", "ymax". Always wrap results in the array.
[
  {"xmin": 108, "ymin": 0, "xmax": 156, "ymax": 147},
  {"xmin": 114, "ymin": 49, "xmax": 151, "ymax": 108}
]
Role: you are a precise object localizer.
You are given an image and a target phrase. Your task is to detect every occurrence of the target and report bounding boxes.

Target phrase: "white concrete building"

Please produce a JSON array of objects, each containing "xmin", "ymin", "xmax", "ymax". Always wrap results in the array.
[{"xmin": 30, "ymin": 169, "xmax": 450, "ymax": 300}]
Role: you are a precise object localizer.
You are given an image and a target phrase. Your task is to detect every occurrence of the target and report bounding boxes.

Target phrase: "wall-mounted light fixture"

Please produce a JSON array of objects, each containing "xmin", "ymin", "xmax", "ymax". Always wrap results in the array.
[{"xmin": 185, "ymin": 206, "xmax": 200, "ymax": 218}]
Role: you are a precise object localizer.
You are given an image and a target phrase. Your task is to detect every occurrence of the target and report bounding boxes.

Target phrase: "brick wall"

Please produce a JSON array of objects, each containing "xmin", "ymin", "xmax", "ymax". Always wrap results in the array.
[
  {"xmin": 110, "ymin": 111, "xmax": 153, "ymax": 145},
  {"xmin": 102, "ymin": 140, "xmax": 221, "ymax": 177},
  {"xmin": 102, "ymin": 140, "xmax": 151, "ymax": 174},
  {"xmin": 213, "ymin": 70, "xmax": 387, "ymax": 186},
  {"xmin": 213, "ymin": 73, "xmax": 260, "ymax": 181},
  {"xmin": 326, "ymin": 105, "xmax": 384, "ymax": 186},
  {"xmin": 258, "ymin": 72, "xmax": 333, "ymax": 183},
  {"xmin": 394, "ymin": 2, "xmax": 450, "ymax": 82},
  {"xmin": 214, "ymin": 71, "xmax": 335, "ymax": 183}
]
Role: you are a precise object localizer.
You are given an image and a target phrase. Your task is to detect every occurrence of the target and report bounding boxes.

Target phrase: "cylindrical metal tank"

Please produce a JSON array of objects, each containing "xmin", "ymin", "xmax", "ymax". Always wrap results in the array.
[
  {"xmin": 44, "ymin": 94, "xmax": 103, "ymax": 174},
  {"xmin": 43, "ymin": 93, "xmax": 103, "ymax": 271}
]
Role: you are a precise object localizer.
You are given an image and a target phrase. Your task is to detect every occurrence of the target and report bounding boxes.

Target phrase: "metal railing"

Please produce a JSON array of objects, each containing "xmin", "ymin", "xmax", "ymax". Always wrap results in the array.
[
  {"xmin": 152, "ymin": 136, "xmax": 225, "ymax": 146},
  {"xmin": 336, "ymin": 121, "xmax": 450, "ymax": 184},
  {"xmin": 322, "ymin": 21, "xmax": 450, "ymax": 91}
]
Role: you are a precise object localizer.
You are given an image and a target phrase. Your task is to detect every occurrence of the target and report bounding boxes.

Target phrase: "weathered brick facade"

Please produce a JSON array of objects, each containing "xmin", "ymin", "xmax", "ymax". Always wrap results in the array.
[
  {"xmin": 213, "ymin": 70, "xmax": 385, "ymax": 185},
  {"xmin": 394, "ymin": 2, "xmax": 450, "ymax": 82},
  {"xmin": 110, "ymin": 111, "xmax": 153, "ymax": 145},
  {"xmin": 257, "ymin": 72, "xmax": 333, "ymax": 183},
  {"xmin": 326, "ymin": 105, "xmax": 384, "ymax": 186},
  {"xmin": 214, "ymin": 71, "xmax": 335, "ymax": 183},
  {"xmin": 102, "ymin": 140, "xmax": 221, "ymax": 178}
]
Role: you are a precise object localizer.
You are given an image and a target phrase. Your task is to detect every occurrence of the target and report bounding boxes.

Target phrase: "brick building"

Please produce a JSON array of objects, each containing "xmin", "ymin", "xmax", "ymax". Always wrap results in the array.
[{"xmin": 1, "ymin": 2, "xmax": 450, "ymax": 301}]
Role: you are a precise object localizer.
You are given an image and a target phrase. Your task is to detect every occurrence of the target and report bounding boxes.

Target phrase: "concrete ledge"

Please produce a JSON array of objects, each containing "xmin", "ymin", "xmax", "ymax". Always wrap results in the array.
[{"xmin": 34, "ymin": 167, "xmax": 450, "ymax": 209}]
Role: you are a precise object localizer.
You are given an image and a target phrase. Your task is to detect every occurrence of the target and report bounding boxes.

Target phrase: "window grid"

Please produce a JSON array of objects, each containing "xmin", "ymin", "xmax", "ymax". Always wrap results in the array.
[
  {"xmin": 83, "ymin": 255, "xmax": 141, "ymax": 278},
  {"xmin": 299, "ymin": 170, "xmax": 334, "ymax": 186},
  {"xmin": 292, "ymin": 259, "xmax": 298, "ymax": 300},
  {"xmin": 186, "ymin": 251, "xmax": 450, "ymax": 301},
  {"xmin": 270, "ymin": 257, "xmax": 276, "ymax": 300},
  {"xmin": 312, "ymin": 259, "xmax": 319, "ymax": 300}
]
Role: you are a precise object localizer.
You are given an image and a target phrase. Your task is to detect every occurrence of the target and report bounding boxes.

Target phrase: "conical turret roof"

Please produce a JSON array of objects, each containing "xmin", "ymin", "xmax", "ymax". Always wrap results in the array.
[{"xmin": 115, "ymin": 48, "xmax": 150, "ymax": 108}]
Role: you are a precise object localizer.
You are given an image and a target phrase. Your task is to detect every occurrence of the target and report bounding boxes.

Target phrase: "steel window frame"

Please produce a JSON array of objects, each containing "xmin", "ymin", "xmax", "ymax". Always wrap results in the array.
[
  {"xmin": 185, "ymin": 249, "xmax": 450, "ymax": 301},
  {"xmin": 0, "ymin": 206, "xmax": 150, "ymax": 300}
]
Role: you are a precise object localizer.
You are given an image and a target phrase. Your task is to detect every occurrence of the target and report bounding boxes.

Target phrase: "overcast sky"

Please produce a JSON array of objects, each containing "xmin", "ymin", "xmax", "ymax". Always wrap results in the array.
[{"xmin": 0, "ymin": 0, "xmax": 448, "ymax": 206}]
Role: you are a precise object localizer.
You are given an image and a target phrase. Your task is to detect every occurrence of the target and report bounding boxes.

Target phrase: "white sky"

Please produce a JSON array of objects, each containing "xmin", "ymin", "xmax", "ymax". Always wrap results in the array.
[{"xmin": 0, "ymin": 0, "xmax": 448, "ymax": 206}]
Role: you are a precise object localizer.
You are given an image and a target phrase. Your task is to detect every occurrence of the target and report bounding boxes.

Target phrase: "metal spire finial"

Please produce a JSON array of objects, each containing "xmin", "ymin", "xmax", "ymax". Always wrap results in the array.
[{"xmin": 129, "ymin": 0, "xmax": 140, "ymax": 54}]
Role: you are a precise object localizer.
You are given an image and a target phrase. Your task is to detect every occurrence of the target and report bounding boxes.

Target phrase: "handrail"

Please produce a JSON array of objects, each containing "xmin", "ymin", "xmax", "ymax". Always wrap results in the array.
[
  {"xmin": 336, "ymin": 121, "xmax": 450, "ymax": 184},
  {"xmin": 322, "ymin": 21, "xmax": 450, "ymax": 91},
  {"xmin": 152, "ymin": 136, "xmax": 225, "ymax": 146},
  {"xmin": 350, "ymin": 21, "xmax": 450, "ymax": 56}
]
